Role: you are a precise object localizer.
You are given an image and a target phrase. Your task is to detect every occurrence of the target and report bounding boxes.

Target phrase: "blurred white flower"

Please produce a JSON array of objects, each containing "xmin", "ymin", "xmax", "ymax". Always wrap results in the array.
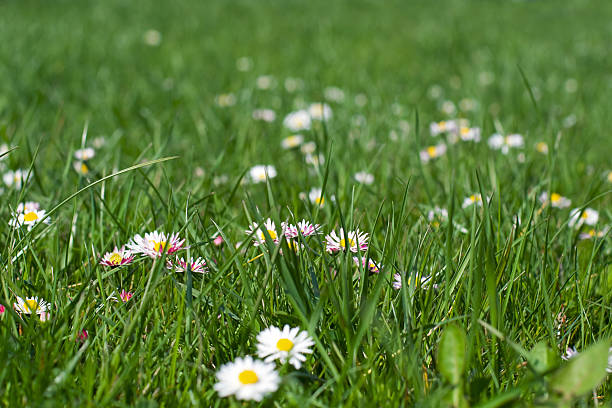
[
  {"xmin": 283, "ymin": 110, "xmax": 311, "ymax": 132},
  {"xmin": 256, "ymin": 75, "xmax": 276, "ymax": 90},
  {"xmin": 354, "ymin": 171, "xmax": 374, "ymax": 185},
  {"xmin": 252, "ymin": 109, "xmax": 276, "ymax": 122},
  {"xmin": 284, "ymin": 77, "xmax": 303, "ymax": 92},
  {"xmin": 420, "ymin": 144, "xmax": 447, "ymax": 163},
  {"xmin": 568, "ymin": 208, "xmax": 599, "ymax": 228},
  {"xmin": 354, "ymin": 93, "xmax": 368, "ymax": 107},
  {"xmin": 248, "ymin": 165, "xmax": 277, "ymax": 183},
  {"xmin": 215, "ymin": 93, "xmax": 236, "ymax": 107},
  {"xmin": 488, "ymin": 133, "xmax": 524, "ymax": 154},
  {"xmin": 308, "ymin": 103, "xmax": 332, "ymax": 121},
  {"xmin": 324, "ymin": 86, "xmax": 345, "ymax": 102},
  {"xmin": 281, "ymin": 134, "xmax": 304, "ymax": 150},
  {"xmin": 143, "ymin": 29, "xmax": 162, "ymax": 46},
  {"xmin": 236, "ymin": 57, "xmax": 253, "ymax": 72}
]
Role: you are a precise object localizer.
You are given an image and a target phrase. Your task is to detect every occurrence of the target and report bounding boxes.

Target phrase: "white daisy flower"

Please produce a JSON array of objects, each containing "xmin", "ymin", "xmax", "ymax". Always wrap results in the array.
[
  {"xmin": 429, "ymin": 120, "xmax": 458, "ymax": 136},
  {"xmin": 420, "ymin": 143, "xmax": 447, "ymax": 163},
  {"xmin": 281, "ymin": 134, "xmax": 304, "ymax": 150},
  {"xmin": 462, "ymin": 194, "xmax": 483, "ymax": 209},
  {"xmin": 167, "ymin": 257, "xmax": 207, "ymax": 273},
  {"xmin": 256, "ymin": 75, "xmax": 276, "ymax": 90},
  {"xmin": 14, "ymin": 296, "xmax": 50, "ymax": 320},
  {"xmin": 9, "ymin": 205, "xmax": 49, "ymax": 230},
  {"xmin": 353, "ymin": 256, "xmax": 381, "ymax": 273},
  {"xmin": 0, "ymin": 143, "xmax": 8, "ymax": 159},
  {"xmin": 283, "ymin": 110, "xmax": 311, "ymax": 132},
  {"xmin": 304, "ymin": 153, "xmax": 324, "ymax": 167},
  {"xmin": 561, "ymin": 347, "xmax": 578, "ymax": 361},
  {"xmin": 248, "ymin": 165, "xmax": 277, "ymax": 184},
  {"xmin": 440, "ymin": 100, "xmax": 457, "ymax": 115},
  {"xmin": 354, "ymin": 171, "xmax": 374, "ymax": 185},
  {"xmin": 215, "ymin": 93, "xmax": 236, "ymax": 107},
  {"xmin": 459, "ymin": 98, "xmax": 478, "ymax": 112},
  {"xmin": 245, "ymin": 218, "xmax": 280, "ymax": 246},
  {"xmin": 354, "ymin": 93, "xmax": 368, "ymax": 107},
  {"xmin": 126, "ymin": 231, "xmax": 185, "ymax": 258},
  {"xmin": 488, "ymin": 133, "xmax": 524, "ymax": 154},
  {"xmin": 100, "ymin": 246, "xmax": 134, "ymax": 267},
  {"xmin": 92, "ymin": 137, "xmax": 106, "ymax": 149},
  {"xmin": 324, "ymin": 86, "xmax": 345, "ymax": 102},
  {"xmin": 325, "ymin": 228, "xmax": 369, "ymax": 253},
  {"xmin": 3, "ymin": 169, "xmax": 26, "ymax": 189},
  {"xmin": 252, "ymin": 109, "xmax": 276, "ymax": 122},
  {"xmin": 392, "ymin": 273, "xmax": 432, "ymax": 290},
  {"xmin": 457, "ymin": 126, "xmax": 481, "ymax": 142},
  {"xmin": 579, "ymin": 227, "xmax": 609, "ymax": 240},
  {"xmin": 74, "ymin": 147, "xmax": 95, "ymax": 161},
  {"xmin": 539, "ymin": 192, "xmax": 571, "ymax": 209},
  {"xmin": 568, "ymin": 208, "xmax": 599, "ymax": 228},
  {"xmin": 256, "ymin": 325, "xmax": 314, "ymax": 369},
  {"xmin": 214, "ymin": 356, "xmax": 280, "ymax": 401},
  {"xmin": 300, "ymin": 141, "xmax": 317, "ymax": 155},
  {"xmin": 282, "ymin": 220, "xmax": 321, "ymax": 239},
  {"xmin": 307, "ymin": 187, "xmax": 325, "ymax": 206},
  {"xmin": 308, "ymin": 103, "xmax": 332, "ymax": 121},
  {"xmin": 73, "ymin": 161, "xmax": 90, "ymax": 175}
]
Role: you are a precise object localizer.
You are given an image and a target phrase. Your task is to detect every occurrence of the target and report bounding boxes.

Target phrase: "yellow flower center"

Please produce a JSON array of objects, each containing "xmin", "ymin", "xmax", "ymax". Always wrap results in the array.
[
  {"xmin": 286, "ymin": 136, "xmax": 300, "ymax": 146},
  {"xmin": 536, "ymin": 142, "xmax": 548, "ymax": 153},
  {"xmin": 315, "ymin": 196, "xmax": 325, "ymax": 206},
  {"xmin": 276, "ymin": 338, "xmax": 294, "ymax": 351},
  {"xmin": 258, "ymin": 229, "xmax": 277, "ymax": 241},
  {"xmin": 581, "ymin": 212, "xmax": 589, "ymax": 219},
  {"xmin": 438, "ymin": 121, "xmax": 446, "ymax": 130},
  {"xmin": 427, "ymin": 146, "xmax": 437, "ymax": 157},
  {"xmin": 23, "ymin": 211, "xmax": 39, "ymax": 222},
  {"xmin": 80, "ymin": 163, "xmax": 89, "ymax": 174},
  {"xmin": 608, "ymin": 172, "xmax": 612, "ymax": 183},
  {"xmin": 588, "ymin": 229, "xmax": 596, "ymax": 237},
  {"xmin": 460, "ymin": 127, "xmax": 469, "ymax": 135},
  {"xmin": 550, "ymin": 193, "xmax": 561, "ymax": 203},
  {"xmin": 432, "ymin": 221, "xmax": 440, "ymax": 228},
  {"xmin": 340, "ymin": 238, "xmax": 355, "ymax": 249},
  {"xmin": 238, "ymin": 370, "xmax": 259, "ymax": 385},
  {"xmin": 152, "ymin": 240, "xmax": 166, "ymax": 252},
  {"xmin": 109, "ymin": 253, "xmax": 122, "ymax": 265},
  {"xmin": 25, "ymin": 299, "xmax": 39, "ymax": 313}
]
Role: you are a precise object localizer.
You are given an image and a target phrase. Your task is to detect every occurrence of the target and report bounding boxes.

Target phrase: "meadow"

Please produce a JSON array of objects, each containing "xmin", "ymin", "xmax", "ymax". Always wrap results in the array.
[{"xmin": 1, "ymin": 0, "xmax": 611, "ymax": 406}]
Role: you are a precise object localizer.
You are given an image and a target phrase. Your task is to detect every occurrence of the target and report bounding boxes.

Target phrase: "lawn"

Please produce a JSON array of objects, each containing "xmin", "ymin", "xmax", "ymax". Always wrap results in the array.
[{"xmin": 0, "ymin": 0, "xmax": 611, "ymax": 406}]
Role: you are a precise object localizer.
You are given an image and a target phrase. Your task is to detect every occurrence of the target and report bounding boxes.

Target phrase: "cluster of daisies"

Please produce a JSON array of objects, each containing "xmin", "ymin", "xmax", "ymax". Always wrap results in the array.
[{"xmin": 215, "ymin": 325, "xmax": 314, "ymax": 401}]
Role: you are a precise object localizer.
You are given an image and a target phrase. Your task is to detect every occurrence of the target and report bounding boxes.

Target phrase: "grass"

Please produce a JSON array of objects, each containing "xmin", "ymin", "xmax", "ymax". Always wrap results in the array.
[{"xmin": 0, "ymin": 0, "xmax": 611, "ymax": 406}]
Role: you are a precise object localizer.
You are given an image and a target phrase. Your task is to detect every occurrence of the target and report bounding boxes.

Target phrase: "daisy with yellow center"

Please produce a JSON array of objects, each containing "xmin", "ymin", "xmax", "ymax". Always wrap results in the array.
[
  {"xmin": 607, "ymin": 171, "xmax": 612, "ymax": 183},
  {"xmin": 462, "ymin": 194, "xmax": 483, "ymax": 209},
  {"xmin": 214, "ymin": 93, "xmax": 236, "ymax": 107},
  {"xmin": 3, "ymin": 169, "xmax": 26, "ymax": 189},
  {"xmin": 167, "ymin": 257, "xmax": 208, "ymax": 273},
  {"xmin": 9, "ymin": 202, "xmax": 49, "ymax": 230},
  {"xmin": 307, "ymin": 102, "xmax": 332, "ymax": 121},
  {"xmin": 568, "ymin": 208, "xmax": 599, "ymax": 228},
  {"xmin": 430, "ymin": 120, "xmax": 458, "ymax": 136},
  {"xmin": 245, "ymin": 218, "xmax": 280, "ymax": 246},
  {"xmin": 283, "ymin": 110, "xmax": 311, "ymax": 132},
  {"xmin": 307, "ymin": 187, "xmax": 325, "ymax": 206},
  {"xmin": 535, "ymin": 142, "xmax": 549, "ymax": 154},
  {"xmin": 539, "ymin": 192, "xmax": 571, "ymax": 209},
  {"xmin": 100, "ymin": 246, "xmax": 134, "ymax": 267},
  {"xmin": 488, "ymin": 133, "xmax": 524, "ymax": 154},
  {"xmin": 353, "ymin": 256, "xmax": 381, "ymax": 273},
  {"xmin": 214, "ymin": 356, "xmax": 280, "ymax": 401},
  {"xmin": 579, "ymin": 227, "xmax": 609, "ymax": 240},
  {"xmin": 126, "ymin": 231, "xmax": 185, "ymax": 258},
  {"xmin": 248, "ymin": 165, "xmax": 277, "ymax": 184},
  {"xmin": 14, "ymin": 296, "xmax": 50, "ymax": 320},
  {"xmin": 325, "ymin": 228, "xmax": 369, "ymax": 253},
  {"xmin": 73, "ymin": 161, "xmax": 90, "ymax": 175},
  {"xmin": 419, "ymin": 143, "xmax": 447, "ymax": 163},
  {"xmin": 281, "ymin": 134, "xmax": 304, "ymax": 150},
  {"xmin": 457, "ymin": 126, "xmax": 481, "ymax": 142},
  {"xmin": 74, "ymin": 147, "xmax": 95, "ymax": 161},
  {"xmin": 256, "ymin": 325, "xmax": 314, "ymax": 369}
]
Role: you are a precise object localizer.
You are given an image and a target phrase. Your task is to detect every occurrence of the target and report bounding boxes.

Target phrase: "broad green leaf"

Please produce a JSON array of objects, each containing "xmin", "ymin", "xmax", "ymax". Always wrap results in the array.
[
  {"xmin": 438, "ymin": 324, "xmax": 467, "ymax": 385},
  {"xmin": 550, "ymin": 340, "xmax": 609, "ymax": 400},
  {"xmin": 526, "ymin": 342, "xmax": 559, "ymax": 374}
]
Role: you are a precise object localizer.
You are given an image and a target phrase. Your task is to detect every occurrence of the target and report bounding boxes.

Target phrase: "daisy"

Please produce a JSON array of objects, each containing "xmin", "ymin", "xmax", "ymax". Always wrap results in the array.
[
  {"xmin": 16, "ymin": 202, "xmax": 40, "ymax": 213},
  {"xmin": 256, "ymin": 325, "xmax": 314, "ymax": 369},
  {"xmin": 120, "ymin": 289, "xmax": 133, "ymax": 303},
  {"xmin": 307, "ymin": 187, "xmax": 325, "ymax": 206},
  {"xmin": 300, "ymin": 141, "xmax": 317, "ymax": 155},
  {"xmin": 462, "ymin": 194, "xmax": 483, "ymax": 209},
  {"xmin": 282, "ymin": 220, "xmax": 321, "ymax": 239},
  {"xmin": 535, "ymin": 142, "xmax": 549, "ymax": 154},
  {"xmin": 325, "ymin": 228, "xmax": 369, "ymax": 253},
  {"xmin": 92, "ymin": 137, "xmax": 106, "ymax": 148},
  {"xmin": 304, "ymin": 153, "xmax": 325, "ymax": 166},
  {"xmin": 236, "ymin": 56, "xmax": 253, "ymax": 72},
  {"xmin": 214, "ymin": 356, "xmax": 280, "ymax": 401},
  {"xmin": 14, "ymin": 296, "xmax": 50, "ymax": 320},
  {"xmin": 392, "ymin": 273, "xmax": 432, "ymax": 290},
  {"xmin": 283, "ymin": 110, "xmax": 311, "ymax": 132},
  {"xmin": 308, "ymin": 103, "xmax": 332, "ymax": 121},
  {"xmin": 281, "ymin": 134, "xmax": 304, "ymax": 150},
  {"xmin": 353, "ymin": 256, "xmax": 381, "ymax": 273},
  {"xmin": 561, "ymin": 347, "xmax": 578, "ymax": 361},
  {"xmin": 100, "ymin": 246, "xmax": 134, "ymax": 267},
  {"xmin": 324, "ymin": 86, "xmax": 345, "ymax": 102},
  {"xmin": 9, "ymin": 206, "xmax": 49, "ymax": 230},
  {"xmin": 354, "ymin": 93, "xmax": 368, "ymax": 107},
  {"xmin": 579, "ymin": 227, "xmax": 609, "ymax": 240},
  {"xmin": 354, "ymin": 171, "xmax": 374, "ymax": 185},
  {"xmin": 167, "ymin": 257, "xmax": 208, "ymax": 273},
  {"xmin": 420, "ymin": 143, "xmax": 447, "ymax": 163},
  {"xmin": 256, "ymin": 75, "xmax": 276, "ymax": 90},
  {"xmin": 73, "ymin": 161, "xmax": 90, "ymax": 175},
  {"xmin": 429, "ymin": 120, "xmax": 458, "ymax": 136},
  {"xmin": 488, "ymin": 133, "xmax": 524, "ymax": 154},
  {"xmin": 607, "ymin": 170, "xmax": 612, "ymax": 183},
  {"xmin": 252, "ymin": 109, "xmax": 276, "ymax": 122},
  {"xmin": 3, "ymin": 169, "xmax": 26, "ymax": 189},
  {"xmin": 248, "ymin": 165, "xmax": 277, "ymax": 183},
  {"xmin": 213, "ymin": 235, "xmax": 224, "ymax": 246},
  {"xmin": 440, "ymin": 100, "xmax": 457, "ymax": 115},
  {"xmin": 568, "ymin": 208, "xmax": 599, "ymax": 228},
  {"xmin": 245, "ymin": 218, "xmax": 280, "ymax": 246},
  {"xmin": 126, "ymin": 231, "xmax": 185, "ymax": 258},
  {"xmin": 427, "ymin": 206, "xmax": 449, "ymax": 228},
  {"xmin": 284, "ymin": 77, "xmax": 304, "ymax": 92},
  {"xmin": 539, "ymin": 192, "xmax": 571, "ymax": 209},
  {"xmin": 215, "ymin": 93, "xmax": 236, "ymax": 107},
  {"xmin": 457, "ymin": 126, "xmax": 481, "ymax": 142},
  {"xmin": 74, "ymin": 147, "xmax": 95, "ymax": 161}
]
